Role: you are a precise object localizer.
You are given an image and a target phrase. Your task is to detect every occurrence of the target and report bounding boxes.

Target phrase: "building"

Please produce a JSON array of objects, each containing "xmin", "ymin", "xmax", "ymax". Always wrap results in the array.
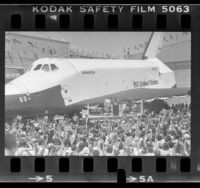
[{"xmin": 5, "ymin": 32, "xmax": 70, "ymax": 82}]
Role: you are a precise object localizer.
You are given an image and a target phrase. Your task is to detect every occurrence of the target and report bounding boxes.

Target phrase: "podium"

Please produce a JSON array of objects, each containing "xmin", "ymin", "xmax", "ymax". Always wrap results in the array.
[{"xmin": 113, "ymin": 102, "xmax": 119, "ymax": 116}]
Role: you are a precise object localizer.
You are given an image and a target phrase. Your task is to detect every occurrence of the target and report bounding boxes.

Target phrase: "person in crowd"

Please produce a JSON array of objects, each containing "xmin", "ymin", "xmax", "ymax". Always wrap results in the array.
[
  {"xmin": 5, "ymin": 131, "xmax": 17, "ymax": 155},
  {"xmin": 104, "ymin": 98, "xmax": 112, "ymax": 116}
]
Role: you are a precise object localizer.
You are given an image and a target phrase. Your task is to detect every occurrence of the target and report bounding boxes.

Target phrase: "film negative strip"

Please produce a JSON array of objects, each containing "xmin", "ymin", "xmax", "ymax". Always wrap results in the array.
[{"xmin": 0, "ymin": 3, "xmax": 200, "ymax": 183}]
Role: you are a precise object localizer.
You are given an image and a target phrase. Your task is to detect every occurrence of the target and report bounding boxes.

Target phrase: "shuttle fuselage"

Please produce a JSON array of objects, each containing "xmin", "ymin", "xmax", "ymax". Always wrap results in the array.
[{"xmin": 5, "ymin": 57, "xmax": 188, "ymax": 118}]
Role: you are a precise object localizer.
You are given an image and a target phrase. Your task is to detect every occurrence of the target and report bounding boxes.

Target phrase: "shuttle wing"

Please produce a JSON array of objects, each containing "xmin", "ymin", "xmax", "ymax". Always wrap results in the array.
[{"xmin": 76, "ymin": 87, "xmax": 190, "ymax": 105}]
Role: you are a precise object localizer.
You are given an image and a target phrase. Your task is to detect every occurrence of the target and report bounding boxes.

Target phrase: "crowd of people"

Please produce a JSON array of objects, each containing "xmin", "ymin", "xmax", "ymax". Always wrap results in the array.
[{"xmin": 5, "ymin": 102, "xmax": 191, "ymax": 156}]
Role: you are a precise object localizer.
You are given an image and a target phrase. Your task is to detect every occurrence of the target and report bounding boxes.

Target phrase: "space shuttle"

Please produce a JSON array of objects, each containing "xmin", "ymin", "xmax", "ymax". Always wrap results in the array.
[{"xmin": 5, "ymin": 32, "xmax": 190, "ymax": 118}]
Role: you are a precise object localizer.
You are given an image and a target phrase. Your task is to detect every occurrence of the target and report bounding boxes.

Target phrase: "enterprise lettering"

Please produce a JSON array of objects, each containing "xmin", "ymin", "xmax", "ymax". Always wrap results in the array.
[{"xmin": 81, "ymin": 70, "xmax": 95, "ymax": 74}]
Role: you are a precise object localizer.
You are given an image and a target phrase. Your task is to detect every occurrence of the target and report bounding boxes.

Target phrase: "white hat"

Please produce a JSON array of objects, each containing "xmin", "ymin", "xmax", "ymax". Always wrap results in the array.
[
  {"xmin": 64, "ymin": 147, "xmax": 72, "ymax": 156},
  {"xmin": 93, "ymin": 147, "xmax": 99, "ymax": 151},
  {"xmin": 80, "ymin": 147, "xmax": 90, "ymax": 156},
  {"xmin": 184, "ymin": 133, "xmax": 190, "ymax": 140},
  {"xmin": 89, "ymin": 133, "xmax": 93, "ymax": 138},
  {"xmin": 34, "ymin": 123, "xmax": 39, "ymax": 127}
]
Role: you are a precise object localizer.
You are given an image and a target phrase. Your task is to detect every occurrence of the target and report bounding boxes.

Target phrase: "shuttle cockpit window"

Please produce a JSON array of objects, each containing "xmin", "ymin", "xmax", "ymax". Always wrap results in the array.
[
  {"xmin": 50, "ymin": 64, "xmax": 59, "ymax": 71},
  {"xmin": 33, "ymin": 64, "xmax": 42, "ymax": 71},
  {"xmin": 42, "ymin": 64, "xmax": 50, "ymax": 72}
]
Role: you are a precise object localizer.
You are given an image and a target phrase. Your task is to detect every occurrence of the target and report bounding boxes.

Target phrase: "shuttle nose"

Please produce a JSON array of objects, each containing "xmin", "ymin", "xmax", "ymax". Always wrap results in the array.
[
  {"xmin": 5, "ymin": 83, "xmax": 30, "ymax": 116},
  {"xmin": 5, "ymin": 83, "xmax": 28, "ymax": 96}
]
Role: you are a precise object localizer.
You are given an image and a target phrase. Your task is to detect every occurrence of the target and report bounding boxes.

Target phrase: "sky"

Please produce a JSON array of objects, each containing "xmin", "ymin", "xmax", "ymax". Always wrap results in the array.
[{"xmin": 11, "ymin": 32, "xmax": 152, "ymax": 57}]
